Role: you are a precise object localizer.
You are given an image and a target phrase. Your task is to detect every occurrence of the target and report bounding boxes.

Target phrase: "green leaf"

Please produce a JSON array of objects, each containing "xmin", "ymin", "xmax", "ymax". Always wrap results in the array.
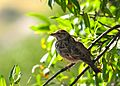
[
  {"xmin": 82, "ymin": 13, "xmax": 90, "ymax": 28},
  {"xmin": 100, "ymin": 0, "xmax": 107, "ymax": 10},
  {"xmin": 71, "ymin": 0, "xmax": 80, "ymax": 12},
  {"xmin": 67, "ymin": 0, "xmax": 74, "ymax": 14},
  {"xmin": 0, "ymin": 75, "xmax": 6, "ymax": 86},
  {"xmin": 48, "ymin": 0, "xmax": 55, "ymax": 9},
  {"xmin": 100, "ymin": 0, "xmax": 112, "ymax": 17},
  {"xmin": 27, "ymin": 13, "xmax": 51, "ymax": 24},
  {"xmin": 67, "ymin": 0, "xmax": 80, "ymax": 15},
  {"xmin": 60, "ymin": 0, "xmax": 67, "ymax": 12},
  {"xmin": 9, "ymin": 65, "xmax": 22, "ymax": 85},
  {"xmin": 115, "ymin": 7, "xmax": 120, "ymax": 20},
  {"xmin": 104, "ymin": 7, "xmax": 113, "ymax": 17},
  {"xmin": 36, "ymin": 74, "xmax": 41, "ymax": 85},
  {"xmin": 56, "ymin": 18, "xmax": 72, "ymax": 28},
  {"xmin": 31, "ymin": 24, "xmax": 50, "ymax": 32},
  {"xmin": 104, "ymin": 71, "xmax": 109, "ymax": 82},
  {"xmin": 102, "ymin": 58, "xmax": 108, "ymax": 82},
  {"xmin": 117, "ymin": 59, "xmax": 120, "ymax": 69},
  {"xmin": 50, "ymin": 16, "xmax": 58, "ymax": 19},
  {"xmin": 40, "ymin": 53, "xmax": 49, "ymax": 63},
  {"xmin": 84, "ymin": 5, "xmax": 93, "ymax": 13},
  {"xmin": 55, "ymin": 0, "xmax": 61, "ymax": 5}
]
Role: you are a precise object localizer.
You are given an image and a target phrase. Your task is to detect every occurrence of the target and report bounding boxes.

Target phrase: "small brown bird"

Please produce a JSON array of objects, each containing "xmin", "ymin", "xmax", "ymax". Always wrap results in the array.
[{"xmin": 50, "ymin": 30, "xmax": 100, "ymax": 73}]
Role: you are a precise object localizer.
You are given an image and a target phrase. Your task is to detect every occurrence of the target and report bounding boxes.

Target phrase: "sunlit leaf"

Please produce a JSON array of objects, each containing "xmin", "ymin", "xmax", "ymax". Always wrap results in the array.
[
  {"xmin": 102, "ymin": 58, "xmax": 108, "ymax": 82},
  {"xmin": 48, "ymin": 53, "xmax": 57, "ymax": 68},
  {"xmin": 43, "ymin": 68, "xmax": 50, "ymax": 77},
  {"xmin": 36, "ymin": 74, "xmax": 41, "ymax": 85},
  {"xmin": 31, "ymin": 24, "xmax": 50, "ymax": 32},
  {"xmin": 41, "ymin": 38, "xmax": 47, "ymax": 49},
  {"xmin": 51, "ymin": 41, "xmax": 56, "ymax": 55},
  {"xmin": 78, "ymin": 63, "xmax": 84, "ymax": 74},
  {"xmin": 117, "ymin": 40, "xmax": 120, "ymax": 49},
  {"xmin": 9, "ymin": 65, "xmax": 21, "ymax": 85},
  {"xmin": 0, "ymin": 75, "xmax": 6, "ymax": 86},
  {"xmin": 71, "ymin": 0, "xmax": 80, "ymax": 12},
  {"xmin": 40, "ymin": 53, "xmax": 49, "ymax": 63},
  {"xmin": 27, "ymin": 13, "xmax": 51, "ymax": 24},
  {"xmin": 47, "ymin": 36, "xmax": 54, "ymax": 43},
  {"xmin": 59, "ymin": 75, "xmax": 69, "ymax": 81},
  {"xmin": 56, "ymin": 18, "xmax": 72, "ymax": 28},
  {"xmin": 32, "ymin": 64, "xmax": 40, "ymax": 73}
]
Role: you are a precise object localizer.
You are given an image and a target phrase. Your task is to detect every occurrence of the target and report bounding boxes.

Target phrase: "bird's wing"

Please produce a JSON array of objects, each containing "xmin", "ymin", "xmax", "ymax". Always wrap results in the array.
[
  {"xmin": 70, "ymin": 41, "xmax": 93, "ymax": 63},
  {"xmin": 76, "ymin": 41, "xmax": 91, "ymax": 57}
]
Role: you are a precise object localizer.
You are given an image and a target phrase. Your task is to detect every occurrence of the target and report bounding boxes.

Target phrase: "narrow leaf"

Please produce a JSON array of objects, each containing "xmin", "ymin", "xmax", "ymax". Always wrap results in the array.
[
  {"xmin": 115, "ymin": 7, "xmax": 120, "ymax": 20},
  {"xmin": 82, "ymin": 13, "xmax": 90, "ymax": 28},
  {"xmin": 40, "ymin": 53, "xmax": 49, "ymax": 63},
  {"xmin": 102, "ymin": 58, "xmax": 107, "ymax": 82},
  {"xmin": 71, "ymin": 0, "xmax": 80, "ymax": 11},
  {"xmin": 48, "ymin": 0, "xmax": 55, "ymax": 9},
  {"xmin": 60, "ymin": 0, "xmax": 67, "ymax": 12},
  {"xmin": 9, "ymin": 65, "xmax": 22, "ymax": 85},
  {"xmin": 67, "ymin": 0, "xmax": 74, "ymax": 13},
  {"xmin": 31, "ymin": 24, "xmax": 50, "ymax": 32},
  {"xmin": 27, "ymin": 13, "xmax": 50, "ymax": 24},
  {"xmin": 104, "ymin": 7, "xmax": 113, "ymax": 17}
]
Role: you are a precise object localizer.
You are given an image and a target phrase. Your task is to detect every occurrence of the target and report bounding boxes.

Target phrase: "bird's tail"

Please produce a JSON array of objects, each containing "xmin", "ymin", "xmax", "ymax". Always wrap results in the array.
[{"xmin": 88, "ymin": 62, "xmax": 101, "ymax": 73}]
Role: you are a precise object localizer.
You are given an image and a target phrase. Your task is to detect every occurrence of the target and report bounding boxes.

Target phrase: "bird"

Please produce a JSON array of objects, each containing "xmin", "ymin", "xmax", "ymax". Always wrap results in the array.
[{"xmin": 50, "ymin": 30, "xmax": 100, "ymax": 73}]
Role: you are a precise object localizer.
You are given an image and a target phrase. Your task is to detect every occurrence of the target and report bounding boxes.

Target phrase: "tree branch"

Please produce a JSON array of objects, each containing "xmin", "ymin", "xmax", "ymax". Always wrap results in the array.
[
  {"xmin": 88, "ymin": 25, "xmax": 120, "ymax": 50},
  {"xmin": 43, "ymin": 63, "xmax": 75, "ymax": 86},
  {"xmin": 70, "ymin": 31, "xmax": 120, "ymax": 86},
  {"xmin": 98, "ymin": 21, "xmax": 112, "ymax": 28}
]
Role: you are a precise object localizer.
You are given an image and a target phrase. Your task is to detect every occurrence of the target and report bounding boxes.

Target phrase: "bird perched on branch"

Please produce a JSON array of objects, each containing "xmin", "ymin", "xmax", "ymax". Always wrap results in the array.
[{"xmin": 50, "ymin": 30, "xmax": 100, "ymax": 73}]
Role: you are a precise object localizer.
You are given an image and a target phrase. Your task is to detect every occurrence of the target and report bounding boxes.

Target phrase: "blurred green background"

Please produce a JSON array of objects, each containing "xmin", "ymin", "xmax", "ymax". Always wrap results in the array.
[{"xmin": 0, "ymin": 0, "xmax": 56, "ymax": 85}]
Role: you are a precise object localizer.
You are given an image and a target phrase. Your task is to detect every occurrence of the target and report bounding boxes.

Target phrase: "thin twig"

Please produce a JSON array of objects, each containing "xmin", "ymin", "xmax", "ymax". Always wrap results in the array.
[
  {"xmin": 98, "ymin": 21, "xmax": 112, "ymax": 28},
  {"xmin": 80, "ymin": 13, "xmax": 116, "ymax": 18},
  {"xmin": 70, "ymin": 66, "xmax": 89, "ymax": 86},
  {"xmin": 70, "ymin": 31, "xmax": 120, "ymax": 86},
  {"xmin": 88, "ymin": 25, "xmax": 120, "ymax": 50},
  {"xmin": 94, "ymin": 31, "xmax": 120, "ymax": 62},
  {"xmin": 43, "ymin": 63, "xmax": 75, "ymax": 86}
]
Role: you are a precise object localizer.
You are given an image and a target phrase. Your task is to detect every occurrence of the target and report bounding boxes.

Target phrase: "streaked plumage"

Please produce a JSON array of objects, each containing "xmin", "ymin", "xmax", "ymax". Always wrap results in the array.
[{"xmin": 50, "ymin": 30, "xmax": 100, "ymax": 73}]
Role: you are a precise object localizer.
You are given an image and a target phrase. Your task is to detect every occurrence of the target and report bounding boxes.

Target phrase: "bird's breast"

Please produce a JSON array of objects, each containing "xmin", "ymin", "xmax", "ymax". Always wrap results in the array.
[{"xmin": 55, "ymin": 40, "xmax": 80, "ymax": 62}]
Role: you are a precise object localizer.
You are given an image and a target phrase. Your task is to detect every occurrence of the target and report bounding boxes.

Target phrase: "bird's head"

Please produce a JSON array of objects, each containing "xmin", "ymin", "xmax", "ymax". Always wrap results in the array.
[{"xmin": 50, "ymin": 30, "xmax": 70, "ymax": 40}]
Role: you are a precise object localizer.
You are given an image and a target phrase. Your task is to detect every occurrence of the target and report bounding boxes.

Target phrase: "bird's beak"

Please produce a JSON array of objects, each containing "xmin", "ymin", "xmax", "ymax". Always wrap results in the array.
[
  {"xmin": 50, "ymin": 33, "xmax": 56, "ymax": 36},
  {"xmin": 50, "ymin": 31, "xmax": 60, "ymax": 37}
]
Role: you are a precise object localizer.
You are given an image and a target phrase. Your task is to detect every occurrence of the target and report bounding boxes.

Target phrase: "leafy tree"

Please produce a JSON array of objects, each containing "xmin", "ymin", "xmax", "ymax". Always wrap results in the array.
[
  {"xmin": 1, "ymin": 0, "xmax": 120, "ymax": 86},
  {"xmin": 29, "ymin": 0, "xmax": 120, "ymax": 86}
]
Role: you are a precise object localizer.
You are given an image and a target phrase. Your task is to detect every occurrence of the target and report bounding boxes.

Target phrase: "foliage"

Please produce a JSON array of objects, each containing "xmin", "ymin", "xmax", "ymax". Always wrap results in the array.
[
  {"xmin": 0, "ymin": 65, "xmax": 21, "ymax": 86},
  {"xmin": 1, "ymin": 0, "xmax": 119, "ymax": 86},
  {"xmin": 29, "ymin": 0, "xmax": 120, "ymax": 86}
]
